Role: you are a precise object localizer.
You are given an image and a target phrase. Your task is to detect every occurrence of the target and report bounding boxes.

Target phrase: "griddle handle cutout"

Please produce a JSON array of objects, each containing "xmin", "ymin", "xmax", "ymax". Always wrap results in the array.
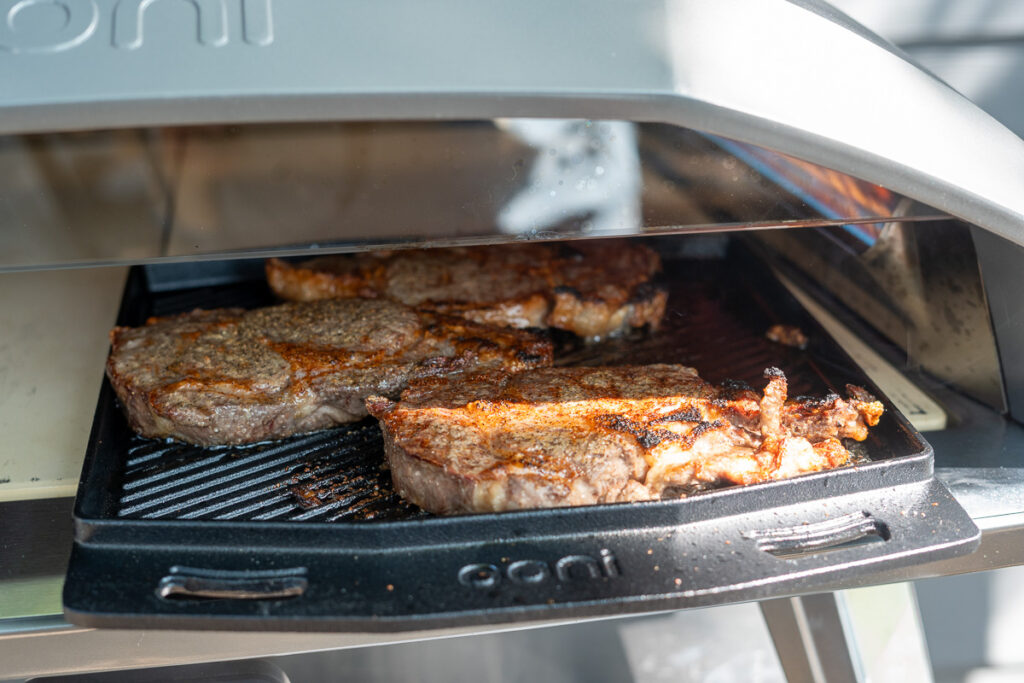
[
  {"xmin": 156, "ymin": 566, "xmax": 308, "ymax": 601},
  {"xmin": 743, "ymin": 511, "xmax": 890, "ymax": 558}
]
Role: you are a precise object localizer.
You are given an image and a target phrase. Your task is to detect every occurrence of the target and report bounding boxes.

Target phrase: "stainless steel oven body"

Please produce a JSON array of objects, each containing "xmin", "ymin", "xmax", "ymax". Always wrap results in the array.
[{"xmin": 2, "ymin": 0, "xmax": 1024, "ymax": 668}]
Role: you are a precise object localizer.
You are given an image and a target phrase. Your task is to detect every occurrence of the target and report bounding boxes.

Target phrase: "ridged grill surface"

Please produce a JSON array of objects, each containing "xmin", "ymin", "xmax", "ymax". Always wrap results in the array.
[
  {"xmin": 112, "ymin": 257, "xmax": 851, "ymax": 522},
  {"xmin": 118, "ymin": 421, "xmax": 424, "ymax": 521}
]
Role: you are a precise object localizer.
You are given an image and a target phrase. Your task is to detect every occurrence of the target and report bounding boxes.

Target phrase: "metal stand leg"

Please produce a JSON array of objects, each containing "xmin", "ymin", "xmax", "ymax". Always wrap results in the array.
[{"xmin": 759, "ymin": 593, "xmax": 864, "ymax": 683}]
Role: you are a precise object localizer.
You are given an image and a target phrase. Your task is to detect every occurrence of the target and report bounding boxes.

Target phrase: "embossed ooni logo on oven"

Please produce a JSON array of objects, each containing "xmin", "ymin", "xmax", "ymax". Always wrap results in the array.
[
  {"xmin": 0, "ymin": 0, "xmax": 273, "ymax": 54},
  {"xmin": 458, "ymin": 549, "xmax": 621, "ymax": 590}
]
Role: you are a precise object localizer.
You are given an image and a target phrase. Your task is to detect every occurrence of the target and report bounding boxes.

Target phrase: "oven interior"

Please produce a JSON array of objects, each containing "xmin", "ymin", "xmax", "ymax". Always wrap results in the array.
[{"xmin": 0, "ymin": 119, "xmax": 1005, "ymax": 630}]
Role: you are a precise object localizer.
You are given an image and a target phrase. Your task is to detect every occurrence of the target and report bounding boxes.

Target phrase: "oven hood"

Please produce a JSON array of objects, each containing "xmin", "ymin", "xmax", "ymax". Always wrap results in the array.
[{"xmin": 3, "ymin": 0, "xmax": 1023, "ymax": 248}]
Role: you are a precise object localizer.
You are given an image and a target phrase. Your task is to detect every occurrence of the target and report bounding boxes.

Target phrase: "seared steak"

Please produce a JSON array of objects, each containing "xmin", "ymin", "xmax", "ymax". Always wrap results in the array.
[
  {"xmin": 366, "ymin": 366, "xmax": 883, "ymax": 514},
  {"xmin": 107, "ymin": 299, "xmax": 553, "ymax": 446},
  {"xmin": 266, "ymin": 240, "xmax": 667, "ymax": 339}
]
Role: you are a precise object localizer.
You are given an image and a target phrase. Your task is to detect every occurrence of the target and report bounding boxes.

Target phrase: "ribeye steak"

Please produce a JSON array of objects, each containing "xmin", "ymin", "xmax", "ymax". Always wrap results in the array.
[
  {"xmin": 366, "ymin": 365, "xmax": 884, "ymax": 514},
  {"xmin": 266, "ymin": 240, "xmax": 667, "ymax": 339},
  {"xmin": 107, "ymin": 298, "xmax": 553, "ymax": 446}
]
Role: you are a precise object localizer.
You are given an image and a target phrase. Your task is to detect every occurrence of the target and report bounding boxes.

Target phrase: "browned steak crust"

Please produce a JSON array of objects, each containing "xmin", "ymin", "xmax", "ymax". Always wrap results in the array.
[
  {"xmin": 366, "ymin": 366, "xmax": 883, "ymax": 514},
  {"xmin": 106, "ymin": 299, "xmax": 553, "ymax": 446},
  {"xmin": 266, "ymin": 240, "xmax": 667, "ymax": 339}
]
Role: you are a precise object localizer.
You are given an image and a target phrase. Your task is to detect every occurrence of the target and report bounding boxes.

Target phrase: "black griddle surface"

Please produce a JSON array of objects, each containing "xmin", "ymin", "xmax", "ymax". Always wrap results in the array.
[{"xmin": 109, "ymin": 251, "xmax": 887, "ymax": 523}]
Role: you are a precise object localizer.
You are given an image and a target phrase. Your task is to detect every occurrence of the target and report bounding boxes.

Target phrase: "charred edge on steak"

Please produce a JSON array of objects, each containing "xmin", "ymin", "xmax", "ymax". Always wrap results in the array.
[
  {"xmin": 846, "ymin": 385, "xmax": 876, "ymax": 402},
  {"xmin": 596, "ymin": 413, "xmax": 726, "ymax": 451},
  {"xmin": 552, "ymin": 285, "xmax": 586, "ymax": 300},
  {"xmin": 552, "ymin": 281, "xmax": 667, "ymax": 308},
  {"xmin": 628, "ymin": 281, "xmax": 666, "ymax": 304},
  {"xmin": 598, "ymin": 413, "xmax": 675, "ymax": 450},
  {"xmin": 516, "ymin": 350, "xmax": 549, "ymax": 364},
  {"xmin": 455, "ymin": 336, "xmax": 501, "ymax": 349},
  {"xmin": 792, "ymin": 393, "xmax": 842, "ymax": 409},
  {"xmin": 650, "ymin": 407, "xmax": 704, "ymax": 424},
  {"xmin": 690, "ymin": 419, "xmax": 727, "ymax": 440},
  {"xmin": 596, "ymin": 414, "xmax": 673, "ymax": 449},
  {"xmin": 717, "ymin": 378, "xmax": 755, "ymax": 400}
]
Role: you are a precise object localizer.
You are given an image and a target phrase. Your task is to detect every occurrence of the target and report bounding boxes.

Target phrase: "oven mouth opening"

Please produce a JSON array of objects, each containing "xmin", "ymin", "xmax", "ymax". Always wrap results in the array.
[{"xmin": 64, "ymin": 242, "xmax": 980, "ymax": 631}]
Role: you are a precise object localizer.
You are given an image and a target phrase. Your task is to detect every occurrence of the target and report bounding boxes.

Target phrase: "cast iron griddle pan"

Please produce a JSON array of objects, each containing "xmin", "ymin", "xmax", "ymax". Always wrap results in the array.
[{"xmin": 64, "ymin": 242, "xmax": 979, "ymax": 631}]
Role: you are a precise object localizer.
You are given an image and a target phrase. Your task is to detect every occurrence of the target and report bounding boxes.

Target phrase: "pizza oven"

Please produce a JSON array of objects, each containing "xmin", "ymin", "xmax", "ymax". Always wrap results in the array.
[{"xmin": 3, "ymin": 0, "xmax": 1024, "ymax": 677}]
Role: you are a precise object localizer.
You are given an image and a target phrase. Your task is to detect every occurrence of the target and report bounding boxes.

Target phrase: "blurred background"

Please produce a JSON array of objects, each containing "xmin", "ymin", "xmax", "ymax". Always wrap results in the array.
[{"xmin": 832, "ymin": 0, "xmax": 1024, "ymax": 137}]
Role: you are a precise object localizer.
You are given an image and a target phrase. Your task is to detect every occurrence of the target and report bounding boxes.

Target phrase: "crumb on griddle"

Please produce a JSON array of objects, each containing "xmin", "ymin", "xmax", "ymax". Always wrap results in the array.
[{"xmin": 766, "ymin": 324, "xmax": 809, "ymax": 350}]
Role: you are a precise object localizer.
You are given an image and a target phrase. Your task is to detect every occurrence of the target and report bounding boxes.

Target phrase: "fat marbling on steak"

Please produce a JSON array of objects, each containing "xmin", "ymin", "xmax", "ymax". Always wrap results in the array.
[
  {"xmin": 266, "ymin": 240, "xmax": 667, "ymax": 339},
  {"xmin": 365, "ymin": 366, "xmax": 884, "ymax": 514},
  {"xmin": 106, "ymin": 298, "xmax": 553, "ymax": 446}
]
